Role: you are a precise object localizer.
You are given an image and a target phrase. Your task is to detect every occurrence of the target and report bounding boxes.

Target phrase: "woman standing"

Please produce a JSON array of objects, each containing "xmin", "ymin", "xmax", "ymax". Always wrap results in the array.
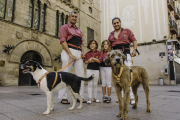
[
  {"xmin": 84, "ymin": 40, "xmax": 102, "ymax": 104},
  {"xmin": 100, "ymin": 40, "xmax": 112, "ymax": 103}
]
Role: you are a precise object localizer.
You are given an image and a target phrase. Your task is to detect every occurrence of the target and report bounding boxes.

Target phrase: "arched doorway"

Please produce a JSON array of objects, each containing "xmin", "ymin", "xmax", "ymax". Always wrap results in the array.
[{"xmin": 19, "ymin": 51, "xmax": 42, "ymax": 86}]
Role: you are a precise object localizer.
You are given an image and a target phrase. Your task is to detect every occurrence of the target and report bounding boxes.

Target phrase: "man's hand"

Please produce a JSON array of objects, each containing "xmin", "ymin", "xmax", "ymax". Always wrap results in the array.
[
  {"xmin": 131, "ymin": 50, "xmax": 136, "ymax": 57},
  {"xmin": 81, "ymin": 53, "xmax": 84, "ymax": 58},
  {"xmin": 69, "ymin": 53, "xmax": 76, "ymax": 61}
]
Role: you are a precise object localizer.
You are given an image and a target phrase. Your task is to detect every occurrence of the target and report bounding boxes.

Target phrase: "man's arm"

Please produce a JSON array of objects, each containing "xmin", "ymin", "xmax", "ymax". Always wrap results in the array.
[
  {"xmin": 81, "ymin": 44, "xmax": 84, "ymax": 57},
  {"xmin": 91, "ymin": 58, "xmax": 100, "ymax": 63},
  {"xmin": 59, "ymin": 25, "xmax": 76, "ymax": 61},
  {"xmin": 61, "ymin": 41, "xmax": 76, "ymax": 61},
  {"xmin": 131, "ymin": 40, "xmax": 137, "ymax": 57}
]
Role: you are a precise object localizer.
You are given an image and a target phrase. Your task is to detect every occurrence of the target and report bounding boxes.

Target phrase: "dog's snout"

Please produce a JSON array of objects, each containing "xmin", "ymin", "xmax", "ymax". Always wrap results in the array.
[
  {"xmin": 19, "ymin": 64, "xmax": 24, "ymax": 69},
  {"xmin": 116, "ymin": 58, "xmax": 120, "ymax": 63}
]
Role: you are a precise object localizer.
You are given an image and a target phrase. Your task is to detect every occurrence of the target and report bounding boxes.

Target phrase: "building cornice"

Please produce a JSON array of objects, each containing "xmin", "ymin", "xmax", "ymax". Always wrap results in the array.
[{"xmin": 130, "ymin": 40, "xmax": 167, "ymax": 47}]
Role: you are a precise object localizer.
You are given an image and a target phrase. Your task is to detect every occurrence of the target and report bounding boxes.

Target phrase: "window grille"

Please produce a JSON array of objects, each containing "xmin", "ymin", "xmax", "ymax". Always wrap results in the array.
[
  {"xmin": 28, "ymin": 0, "xmax": 34, "ymax": 28},
  {"xmin": 41, "ymin": 4, "xmax": 46, "ymax": 32},
  {"xmin": 34, "ymin": 0, "xmax": 40, "ymax": 30},
  {"xmin": 87, "ymin": 27, "xmax": 94, "ymax": 45}
]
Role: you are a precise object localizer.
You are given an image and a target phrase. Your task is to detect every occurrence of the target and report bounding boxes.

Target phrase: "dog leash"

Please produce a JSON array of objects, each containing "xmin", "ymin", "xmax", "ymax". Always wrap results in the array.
[
  {"xmin": 131, "ymin": 49, "xmax": 140, "ymax": 66},
  {"xmin": 37, "ymin": 56, "xmax": 85, "ymax": 88},
  {"xmin": 58, "ymin": 56, "xmax": 85, "ymax": 72}
]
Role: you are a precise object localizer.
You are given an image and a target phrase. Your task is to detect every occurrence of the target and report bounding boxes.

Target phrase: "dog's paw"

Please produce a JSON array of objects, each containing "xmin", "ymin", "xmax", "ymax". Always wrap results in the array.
[
  {"xmin": 120, "ymin": 115, "xmax": 127, "ymax": 120},
  {"xmin": 43, "ymin": 110, "xmax": 50, "ymax": 115},
  {"xmin": 68, "ymin": 107, "xmax": 74, "ymax": 111},
  {"xmin": 146, "ymin": 108, "xmax": 151, "ymax": 112},
  {"xmin": 117, "ymin": 113, "xmax": 121, "ymax": 117},
  {"xmin": 132, "ymin": 105, "xmax": 137, "ymax": 109},
  {"xmin": 50, "ymin": 108, "xmax": 54, "ymax": 111},
  {"xmin": 77, "ymin": 106, "xmax": 82, "ymax": 110}
]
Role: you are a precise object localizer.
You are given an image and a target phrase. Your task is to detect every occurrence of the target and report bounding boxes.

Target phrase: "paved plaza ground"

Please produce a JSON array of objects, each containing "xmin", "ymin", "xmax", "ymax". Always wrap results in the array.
[{"xmin": 0, "ymin": 85, "xmax": 180, "ymax": 120}]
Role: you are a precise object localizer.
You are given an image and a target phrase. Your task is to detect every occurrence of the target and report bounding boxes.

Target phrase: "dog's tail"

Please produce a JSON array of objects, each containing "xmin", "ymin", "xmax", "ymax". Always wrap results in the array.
[{"xmin": 78, "ymin": 73, "xmax": 94, "ymax": 82}]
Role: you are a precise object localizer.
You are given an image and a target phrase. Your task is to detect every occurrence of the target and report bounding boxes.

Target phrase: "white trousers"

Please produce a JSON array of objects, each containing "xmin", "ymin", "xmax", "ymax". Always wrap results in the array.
[
  {"xmin": 122, "ymin": 54, "xmax": 134, "ymax": 99},
  {"xmin": 58, "ymin": 48, "xmax": 84, "ymax": 99},
  {"xmin": 86, "ymin": 69, "xmax": 99, "ymax": 99},
  {"xmin": 100, "ymin": 67, "xmax": 112, "ymax": 87}
]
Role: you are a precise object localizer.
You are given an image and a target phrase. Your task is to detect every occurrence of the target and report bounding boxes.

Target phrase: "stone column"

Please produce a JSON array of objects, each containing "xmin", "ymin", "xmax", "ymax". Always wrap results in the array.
[
  {"xmin": 59, "ymin": 13, "xmax": 62, "ymax": 28},
  {"xmin": 63, "ymin": 14, "xmax": 66, "ymax": 25}
]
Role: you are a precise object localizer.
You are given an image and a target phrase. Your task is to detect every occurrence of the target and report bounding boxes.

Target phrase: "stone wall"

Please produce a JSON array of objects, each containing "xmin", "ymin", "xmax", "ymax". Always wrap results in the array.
[
  {"xmin": 131, "ymin": 43, "xmax": 170, "ymax": 85},
  {"xmin": 0, "ymin": 0, "xmax": 101, "ymax": 86}
]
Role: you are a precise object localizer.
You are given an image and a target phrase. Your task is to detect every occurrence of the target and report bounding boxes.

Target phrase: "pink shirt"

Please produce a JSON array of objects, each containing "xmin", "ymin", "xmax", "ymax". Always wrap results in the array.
[
  {"xmin": 101, "ymin": 51, "xmax": 108, "ymax": 62},
  {"xmin": 84, "ymin": 50, "xmax": 102, "ymax": 62},
  {"xmin": 108, "ymin": 28, "xmax": 136, "ymax": 47},
  {"xmin": 59, "ymin": 23, "xmax": 83, "ymax": 45}
]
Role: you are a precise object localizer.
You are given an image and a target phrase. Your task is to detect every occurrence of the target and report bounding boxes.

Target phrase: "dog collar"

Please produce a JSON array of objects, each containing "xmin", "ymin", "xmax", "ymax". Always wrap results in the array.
[
  {"xmin": 113, "ymin": 66, "xmax": 133, "ymax": 87},
  {"xmin": 38, "ymin": 72, "xmax": 49, "ymax": 87},
  {"xmin": 113, "ymin": 65, "xmax": 124, "ymax": 83}
]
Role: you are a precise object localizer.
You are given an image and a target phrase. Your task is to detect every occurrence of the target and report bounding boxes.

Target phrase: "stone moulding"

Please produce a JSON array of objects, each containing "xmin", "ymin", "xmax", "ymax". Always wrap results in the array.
[
  {"xmin": 8, "ymin": 40, "xmax": 53, "ymax": 67},
  {"xmin": 16, "ymin": 31, "xmax": 23, "ymax": 39}
]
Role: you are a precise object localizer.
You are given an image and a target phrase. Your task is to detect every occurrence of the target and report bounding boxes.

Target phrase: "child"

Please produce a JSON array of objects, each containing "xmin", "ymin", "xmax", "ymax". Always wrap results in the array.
[
  {"xmin": 84, "ymin": 40, "xmax": 102, "ymax": 104},
  {"xmin": 100, "ymin": 40, "xmax": 112, "ymax": 103}
]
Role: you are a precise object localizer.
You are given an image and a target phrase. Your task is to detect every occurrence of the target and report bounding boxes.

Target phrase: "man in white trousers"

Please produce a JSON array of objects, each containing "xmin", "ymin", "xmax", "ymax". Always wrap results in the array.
[
  {"xmin": 108, "ymin": 17, "xmax": 138, "ymax": 105},
  {"xmin": 58, "ymin": 11, "xmax": 86, "ymax": 104}
]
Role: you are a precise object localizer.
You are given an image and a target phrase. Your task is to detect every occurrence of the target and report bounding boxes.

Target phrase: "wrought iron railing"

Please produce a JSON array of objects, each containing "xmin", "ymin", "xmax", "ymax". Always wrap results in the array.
[
  {"xmin": 176, "ymin": 7, "xmax": 180, "ymax": 17},
  {"xmin": 178, "ymin": 28, "xmax": 180, "ymax": 36},
  {"xmin": 170, "ymin": 0, "xmax": 175, "ymax": 9},
  {"xmin": 170, "ymin": 19, "xmax": 178, "ymax": 32}
]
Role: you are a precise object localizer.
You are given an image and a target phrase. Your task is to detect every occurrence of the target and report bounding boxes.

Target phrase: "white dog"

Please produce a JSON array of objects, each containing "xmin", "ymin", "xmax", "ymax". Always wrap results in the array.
[{"xmin": 20, "ymin": 60, "xmax": 93, "ymax": 115}]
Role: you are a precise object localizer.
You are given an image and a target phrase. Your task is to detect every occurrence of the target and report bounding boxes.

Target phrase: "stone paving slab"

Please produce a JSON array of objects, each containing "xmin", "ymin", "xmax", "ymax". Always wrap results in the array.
[{"xmin": 0, "ymin": 85, "xmax": 180, "ymax": 120}]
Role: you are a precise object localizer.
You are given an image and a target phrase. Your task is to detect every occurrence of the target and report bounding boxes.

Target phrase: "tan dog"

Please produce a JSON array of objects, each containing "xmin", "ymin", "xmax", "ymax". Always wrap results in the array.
[{"xmin": 104, "ymin": 50, "xmax": 151, "ymax": 120}]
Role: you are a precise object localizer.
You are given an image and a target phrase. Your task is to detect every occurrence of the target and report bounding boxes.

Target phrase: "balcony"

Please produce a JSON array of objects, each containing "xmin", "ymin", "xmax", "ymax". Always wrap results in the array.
[
  {"xmin": 175, "ymin": 7, "xmax": 180, "ymax": 20},
  {"xmin": 170, "ymin": 19, "xmax": 178, "ymax": 34},
  {"xmin": 168, "ymin": 0, "xmax": 175, "ymax": 11}
]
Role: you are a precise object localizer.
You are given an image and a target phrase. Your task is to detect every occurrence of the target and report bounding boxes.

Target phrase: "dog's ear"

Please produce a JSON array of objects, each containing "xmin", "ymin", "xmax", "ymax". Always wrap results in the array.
[
  {"xmin": 119, "ymin": 51, "xmax": 126, "ymax": 64},
  {"xmin": 104, "ymin": 52, "xmax": 111, "ymax": 67},
  {"xmin": 36, "ymin": 63, "xmax": 42, "ymax": 69},
  {"xmin": 122, "ymin": 54, "xmax": 126, "ymax": 62}
]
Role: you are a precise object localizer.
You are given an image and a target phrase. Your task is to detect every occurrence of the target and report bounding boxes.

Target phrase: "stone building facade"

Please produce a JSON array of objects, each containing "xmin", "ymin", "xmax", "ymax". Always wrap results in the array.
[
  {"xmin": 0, "ymin": 0, "xmax": 101, "ymax": 86},
  {"xmin": 101, "ymin": 0, "xmax": 180, "ymax": 85}
]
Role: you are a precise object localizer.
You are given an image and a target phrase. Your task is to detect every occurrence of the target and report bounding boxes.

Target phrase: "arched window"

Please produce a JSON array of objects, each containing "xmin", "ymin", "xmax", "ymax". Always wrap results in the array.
[
  {"xmin": 34, "ymin": 0, "xmax": 40, "ymax": 30},
  {"xmin": 28, "ymin": 0, "xmax": 34, "ymax": 28},
  {"xmin": 7, "ymin": 0, "xmax": 15, "ymax": 21},
  {"xmin": 55, "ymin": 10, "xmax": 59, "ymax": 37},
  {"xmin": 65, "ymin": 15, "xmax": 68, "ymax": 24},
  {"xmin": 41, "ymin": 3, "xmax": 46, "ymax": 32},
  {"xmin": 0, "ymin": 0, "xmax": 7, "ymax": 19}
]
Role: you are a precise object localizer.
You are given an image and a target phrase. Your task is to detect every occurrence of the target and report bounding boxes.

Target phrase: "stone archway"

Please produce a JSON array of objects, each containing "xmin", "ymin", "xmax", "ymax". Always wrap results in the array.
[
  {"xmin": 9, "ymin": 40, "xmax": 53, "ymax": 67},
  {"xmin": 19, "ymin": 51, "xmax": 42, "ymax": 86}
]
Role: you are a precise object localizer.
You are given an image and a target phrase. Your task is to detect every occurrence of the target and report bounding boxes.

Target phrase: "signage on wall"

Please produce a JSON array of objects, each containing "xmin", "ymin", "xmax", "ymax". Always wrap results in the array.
[
  {"xmin": 159, "ymin": 52, "xmax": 165, "ymax": 57},
  {"xmin": 167, "ymin": 45, "xmax": 174, "ymax": 61}
]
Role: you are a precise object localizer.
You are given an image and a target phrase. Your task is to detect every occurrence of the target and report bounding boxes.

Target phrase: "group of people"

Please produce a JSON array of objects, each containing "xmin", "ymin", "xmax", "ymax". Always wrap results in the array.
[{"xmin": 58, "ymin": 11, "xmax": 138, "ymax": 105}]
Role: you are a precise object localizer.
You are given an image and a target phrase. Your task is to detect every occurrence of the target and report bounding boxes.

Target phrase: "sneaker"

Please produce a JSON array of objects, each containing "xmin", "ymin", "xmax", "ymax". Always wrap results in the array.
[
  {"xmin": 106, "ymin": 97, "xmax": 111, "ymax": 103},
  {"xmin": 102, "ymin": 96, "xmax": 108, "ymax": 102}
]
